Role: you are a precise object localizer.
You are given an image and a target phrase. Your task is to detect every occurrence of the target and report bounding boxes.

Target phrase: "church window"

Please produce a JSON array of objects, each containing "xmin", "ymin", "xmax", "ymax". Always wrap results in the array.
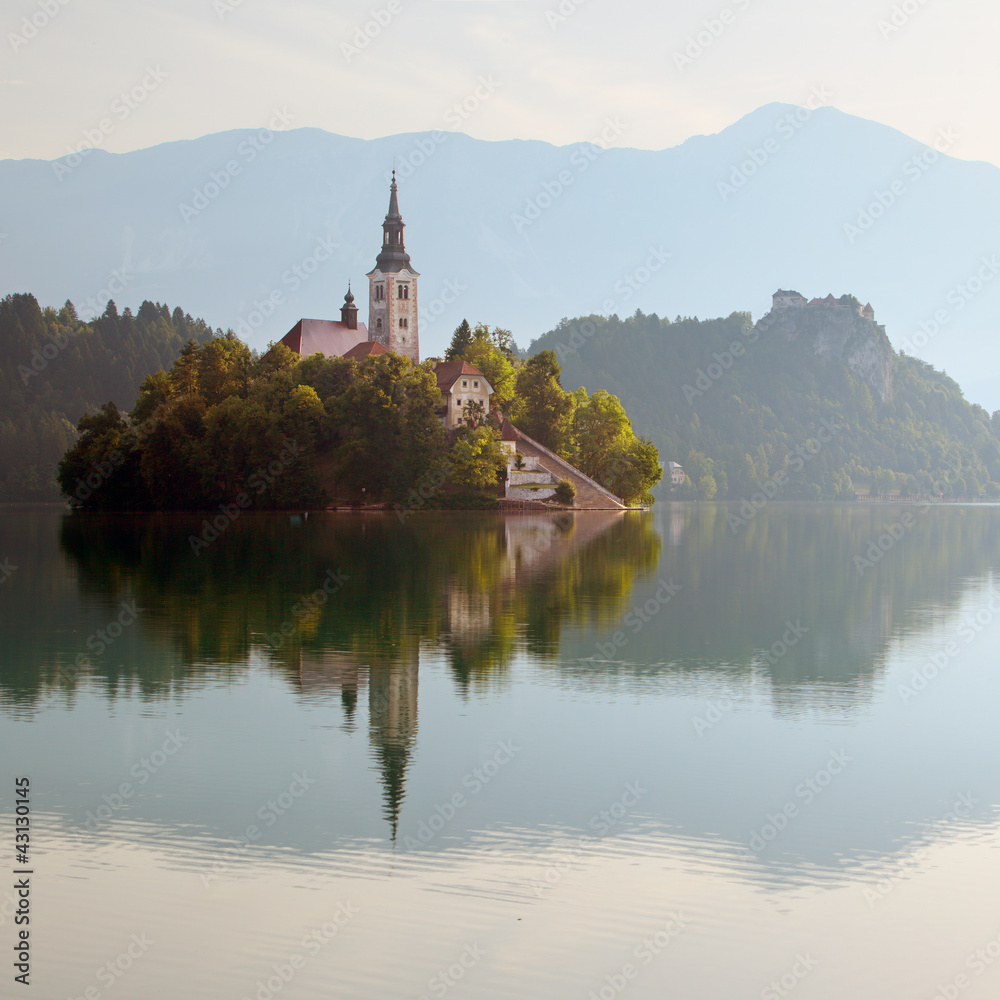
[
  {"xmin": 375, "ymin": 284, "xmax": 384, "ymax": 300},
  {"xmin": 398, "ymin": 284, "xmax": 409, "ymax": 299},
  {"xmin": 399, "ymin": 317, "xmax": 408, "ymax": 329},
  {"xmin": 376, "ymin": 318, "xmax": 382, "ymax": 330}
]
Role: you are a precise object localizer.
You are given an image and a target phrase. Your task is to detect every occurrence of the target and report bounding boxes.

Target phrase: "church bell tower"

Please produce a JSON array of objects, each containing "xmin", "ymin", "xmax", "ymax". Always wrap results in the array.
[{"xmin": 367, "ymin": 171, "xmax": 420, "ymax": 364}]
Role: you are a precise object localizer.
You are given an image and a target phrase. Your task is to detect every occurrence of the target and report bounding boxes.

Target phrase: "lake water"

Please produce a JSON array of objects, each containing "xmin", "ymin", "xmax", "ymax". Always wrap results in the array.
[{"xmin": 2, "ymin": 503, "xmax": 1000, "ymax": 1000}]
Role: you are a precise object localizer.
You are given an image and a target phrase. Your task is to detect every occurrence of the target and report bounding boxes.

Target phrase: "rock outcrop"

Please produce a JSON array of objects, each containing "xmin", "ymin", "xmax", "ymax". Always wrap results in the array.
[{"xmin": 760, "ymin": 302, "xmax": 895, "ymax": 402}]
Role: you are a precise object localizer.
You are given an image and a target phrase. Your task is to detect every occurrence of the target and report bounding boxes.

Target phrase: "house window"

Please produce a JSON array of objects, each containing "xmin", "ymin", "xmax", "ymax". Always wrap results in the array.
[
  {"xmin": 456, "ymin": 398, "xmax": 461, "ymax": 406},
  {"xmin": 462, "ymin": 380, "xmax": 467, "ymax": 388},
  {"xmin": 398, "ymin": 284, "xmax": 408, "ymax": 299},
  {"xmin": 473, "ymin": 380, "xmax": 479, "ymax": 388}
]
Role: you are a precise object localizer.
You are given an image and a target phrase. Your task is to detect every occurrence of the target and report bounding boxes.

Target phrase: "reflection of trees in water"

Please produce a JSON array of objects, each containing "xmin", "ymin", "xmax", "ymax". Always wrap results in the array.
[
  {"xmin": 0, "ymin": 509, "xmax": 656, "ymax": 709},
  {"xmin": 4, "ymin": 503, "xmax": 996, "ymax": 716},
  {"xmin": 584, "ymin": 503, "xmax": 1000, "ymax": 715},
  {"xmin": 6, "ymin": 503, "xmax": 999, "ymax": 839}
]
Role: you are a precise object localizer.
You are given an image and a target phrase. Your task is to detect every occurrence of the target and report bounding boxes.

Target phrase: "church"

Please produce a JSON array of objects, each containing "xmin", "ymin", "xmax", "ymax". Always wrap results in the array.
[
  {"xmin": 280, "ymin": 172, "xmax": 493, "ymax": 428},
  {"xmin": 279, "ymin": 173, "xmax": 629, "ymax": 508},
  {"xmin": 280, "ymin": 171, "xmax": 422, "ymax": 366}
]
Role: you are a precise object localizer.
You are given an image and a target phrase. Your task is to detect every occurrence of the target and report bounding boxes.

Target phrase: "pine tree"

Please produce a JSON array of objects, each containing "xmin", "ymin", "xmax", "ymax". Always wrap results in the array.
[{"xmin": 444, "ymin": 319, "xmax": 473, "ymax": 361}]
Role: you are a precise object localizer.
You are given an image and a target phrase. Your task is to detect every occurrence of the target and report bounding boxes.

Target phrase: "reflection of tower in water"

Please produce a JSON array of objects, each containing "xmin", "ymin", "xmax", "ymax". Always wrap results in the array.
[
  {"xmin": 296, "ymin": 649, "xmax": 419, "ymax": 840},
  {"xmin": 368, "ymin": 651, "xmax": 419, "ymax": 840},
  {"xmin": 297, "ymin": 652, "xmax": 363, "ymax": 728}
]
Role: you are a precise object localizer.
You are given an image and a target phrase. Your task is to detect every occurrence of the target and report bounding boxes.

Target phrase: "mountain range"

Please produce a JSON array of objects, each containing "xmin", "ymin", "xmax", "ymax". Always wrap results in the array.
[{"xmin": 3, "ymin": 103, "xmax": 1000, "ymax": 407}]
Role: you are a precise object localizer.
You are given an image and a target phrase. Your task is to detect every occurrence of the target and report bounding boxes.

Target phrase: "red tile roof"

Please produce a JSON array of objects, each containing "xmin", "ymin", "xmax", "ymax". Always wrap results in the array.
[
  {"xmin": 433, "ymin": 360, "xmax": 492, "ymax": 393},
  {"xmin": 280, "ymin": 318, "xmax": 370, "ymax": 358},
  {"xmin": 342, "ymin": 340, "xmax": 389, "ymax": 360},
  {"xmin": 498, "ymin": 418, "xmax": 520, "ymax": 442}
]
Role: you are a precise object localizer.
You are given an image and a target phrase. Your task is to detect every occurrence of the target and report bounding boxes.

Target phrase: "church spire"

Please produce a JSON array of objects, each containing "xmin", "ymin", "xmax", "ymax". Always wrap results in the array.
[
  {"xmin": 367, "ymin": 170, "xmax": 420, "ymax": 364},
  {"xmin": 386, "ymin": 169, "xmax": 401, "ymax": 222},
  {"xmin": 375, "ymin": 170, "xmax": 411, "ymax": 271}
]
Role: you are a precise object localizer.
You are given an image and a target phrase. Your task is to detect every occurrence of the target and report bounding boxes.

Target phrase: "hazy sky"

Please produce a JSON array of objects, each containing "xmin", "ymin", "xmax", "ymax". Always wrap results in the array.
[{"xmin": 2, "ymin": 0, "xmax": 998, "ymax": 164}]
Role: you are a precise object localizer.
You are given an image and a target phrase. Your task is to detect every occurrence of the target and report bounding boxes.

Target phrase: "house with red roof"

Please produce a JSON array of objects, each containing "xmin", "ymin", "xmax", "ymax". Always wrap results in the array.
[{"xmin": 433, "ymin": 360, "xmax": 494, "ymax": 428}]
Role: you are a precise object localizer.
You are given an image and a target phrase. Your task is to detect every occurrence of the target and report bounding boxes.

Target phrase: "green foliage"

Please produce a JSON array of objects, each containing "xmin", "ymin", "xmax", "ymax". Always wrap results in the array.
[
  {"xmin": 509, "ymin": 349, "xmax": 576, "ymax": 457},
  {"xmin": 530, "ymin": 308, "xmax": 1000, "ymax": 500},
  {"xmin": 1, "ymin": 293, "xmax": 214, "ymax": 500},
  {"xmin": 36, "ymin": 287, "xmax": 654, "ymax": 511},
  {"xmin": 573, "ymin": 388, "xmax": 631, "ymax": 474},
  {"xmin": 447, "ymin": 426, "xmax": 505, "ymax": 492},
  {"xmin": 554, "ymin": 479, "xmax": 576, "ymax": 505},
  {"xmin": 58, "ymin": 333, "xmax": 351, "ymax": 511},
  {"xmin": 607, "ymin": 438, "xmax": 663, "ymax": 506},
  {"xmin": 445, "ymin": 320, "xmax": 519, "ymax": 410},
  {"xmin": 465, "ymin": 325, "xmax": 518, "ymax": 410},
  {"xmin": 328, "ymin": 353, "xmax": 446, "ymax": 501},
  {"xmin": 444, "ymin": 319, "xmax": 473, "ymax": 361},
  {"xmin": 571, "ymin": 388, "xmax": 663, "ymax": 503}
]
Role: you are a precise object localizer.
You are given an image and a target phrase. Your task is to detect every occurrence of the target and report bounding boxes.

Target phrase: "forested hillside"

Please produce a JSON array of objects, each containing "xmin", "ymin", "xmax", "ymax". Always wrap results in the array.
[
  {"xmin": 530, "ymin": 308, "xmax": 1000, "ymax": 499},
  {"xmin": 0, "ymin": 294, "xmax": 215, "ymax": 500}
]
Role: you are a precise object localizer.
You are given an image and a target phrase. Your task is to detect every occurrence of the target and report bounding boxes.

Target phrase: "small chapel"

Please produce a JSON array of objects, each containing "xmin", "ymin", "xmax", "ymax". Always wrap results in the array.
[{"xmin": 280, "ymin": 171, "xmax": 421, "ymax": 366}]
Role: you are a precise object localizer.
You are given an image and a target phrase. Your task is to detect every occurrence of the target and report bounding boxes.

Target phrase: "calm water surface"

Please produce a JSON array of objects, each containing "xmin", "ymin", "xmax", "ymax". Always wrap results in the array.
[{"xmin": 2, "ymin": 504, "xmax": 1000, "ymax": 999}]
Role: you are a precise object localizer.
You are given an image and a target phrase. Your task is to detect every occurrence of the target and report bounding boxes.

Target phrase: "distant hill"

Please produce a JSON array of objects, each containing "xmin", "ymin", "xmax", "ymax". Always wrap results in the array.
[
  {"xmin": 529, "ymin": 302, "xmax": 1000, "ymax": 500},
  {"xmin": 0, "ymin": 294, "xmax": 215, "ymax": 500},
  {"xmin": 2, "ymin": 105, "xmax": 1000, "ymax": 406}
]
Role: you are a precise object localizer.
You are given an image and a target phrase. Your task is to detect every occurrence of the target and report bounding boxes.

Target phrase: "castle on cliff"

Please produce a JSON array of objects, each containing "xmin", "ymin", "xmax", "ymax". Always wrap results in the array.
[{"xmin": 772, "ymin": 289, "xmax": 875, "ymax": 321}]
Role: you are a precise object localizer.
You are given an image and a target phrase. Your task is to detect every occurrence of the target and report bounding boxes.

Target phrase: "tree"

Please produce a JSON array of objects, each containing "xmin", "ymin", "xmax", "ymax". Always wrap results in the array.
[
  {"xmin": 509, "ymin": 350, "xmax": 576, "ymax": 457},
  {"xmin": 131, "ymin": 371, "xmax": 173, "ymax": 426},
  {"xmin": 170, "ymin": 339, "xmax": 202, "ymax": 397},
  {"xmin": 448, "ymin": 426, "xmax": 505, "ymax": 491},
  {"xmin": 606, "ymin": 438, "xmax": 662, "ymax": 505},
  {"xmin": 489, "ymin": 325, "xmax": 518, "ymax": 362},
  {"xmin": 697, "ymin": 474, "xmax": 718, "ymax": 500},
  {"xmin": 461, "ymin": 398, "xmax": 487, "ymax": 428},
  {"xmin": 573, "ymin": 388, "xmax": 633, "ymax": 481},
  {"xmin": 554, "ymin": 479, "xmax": 576, "ymax": 505},
  {"xmin": 57, "ymin": 402, "xmax": 145, "ymax": 509},
  {"xmin": 445, "ymin": 319, "xmax": 474, "ymax": 361},
  {"xmin": 198, "ymin": 335, "xmax": 253, "ymax": 405},
  {"xmin": 465, "ymin": 329, "xmax": 517, "ymax": 410},
  {"xmin": 329, "ymin": 353, "xmax": 445, "ymax": 500},
  {"xmin": 139, "ymin": 396, "xmax": 209, "ymax": 509}
]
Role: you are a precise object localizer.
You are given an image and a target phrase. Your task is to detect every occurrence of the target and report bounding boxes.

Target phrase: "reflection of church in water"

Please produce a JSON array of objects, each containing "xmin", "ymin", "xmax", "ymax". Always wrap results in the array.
[
  {"xmin": 297, "ymin": 649, "xmax": 418, "ymax": 840},
  {"xmin": 292, "ymin": 512, "xmax": 626, "ymax": 839}
]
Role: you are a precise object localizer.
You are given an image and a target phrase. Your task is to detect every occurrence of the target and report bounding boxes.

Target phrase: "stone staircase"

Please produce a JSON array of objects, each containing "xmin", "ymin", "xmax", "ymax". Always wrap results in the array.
[{"xmin": 513, "ymin": 437, "xmax": 628, "ymax": 510}]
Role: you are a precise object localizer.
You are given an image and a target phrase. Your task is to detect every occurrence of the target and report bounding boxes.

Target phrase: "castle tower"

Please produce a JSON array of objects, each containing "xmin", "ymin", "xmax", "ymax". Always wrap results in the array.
[{"xmin": 367, "ymin": 171, "xmax": 420, "ymax": 364}]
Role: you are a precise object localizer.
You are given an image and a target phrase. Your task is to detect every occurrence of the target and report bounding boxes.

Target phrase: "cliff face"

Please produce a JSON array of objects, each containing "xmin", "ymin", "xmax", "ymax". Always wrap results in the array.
[{"xmin": 761, "ymin": 304, "xmax": 895, "ymax": 402}]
